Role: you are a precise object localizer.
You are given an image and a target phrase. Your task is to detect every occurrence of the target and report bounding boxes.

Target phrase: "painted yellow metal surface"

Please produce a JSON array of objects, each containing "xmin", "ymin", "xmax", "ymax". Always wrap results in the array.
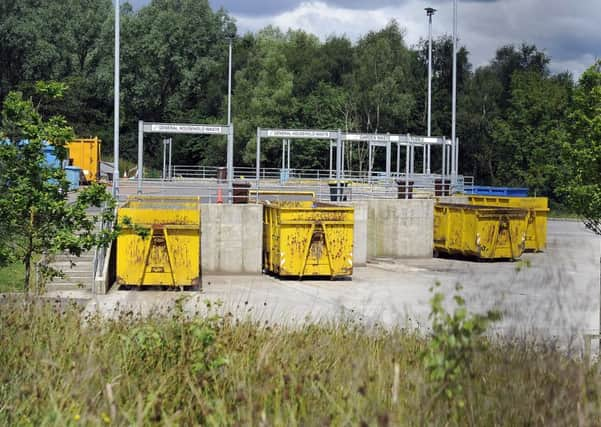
[
  {"xmin": 263, "ymin": 201, "xmax": 354, "ymax": 278},
  {"xmin": 66, "ymin": 138, "xmax": 101, "ymax": 182},
  {"xmin": 116, "ymin": 196, "xmax": 201, "ymax": 287},
  {"xmin": 468, "ymin": 196, "xmax": 548, "ymax": 251},
  {"xmin": 434, "ymin": 203, "xmax": 529, "ymax": 259}
]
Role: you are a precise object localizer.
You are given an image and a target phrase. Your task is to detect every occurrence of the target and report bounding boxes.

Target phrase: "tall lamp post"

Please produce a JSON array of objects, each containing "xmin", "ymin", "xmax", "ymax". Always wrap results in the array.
[
  {"xmin": 223, "ymin": 18, "xmax": 234, "ymax": 202},
  {"xmin": 425, "ymin": 7, "xmax": 436, "ymax": 175},
  {"xmin": 227, "ymin": 33, "xmax": 232, "ymax": 125},
  {"xmin": 113, "ymin": 0, "xmax": 120, "ymax": 198},
  {"xmin": 451, "ymin": 0, "xmax": 458, "ymax": 191}
]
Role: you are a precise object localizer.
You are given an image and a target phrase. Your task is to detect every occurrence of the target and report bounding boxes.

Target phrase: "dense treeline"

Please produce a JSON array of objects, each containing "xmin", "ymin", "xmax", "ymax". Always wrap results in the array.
[{"xmin": 1, "ymin": 0, "xmax": 600, "ymax": 206}]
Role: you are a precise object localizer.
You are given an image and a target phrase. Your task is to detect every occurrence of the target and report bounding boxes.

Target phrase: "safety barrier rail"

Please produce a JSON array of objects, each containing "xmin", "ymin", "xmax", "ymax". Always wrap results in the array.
[
  {"xmin": 118, "ymin": 175, "xmax": 474, "ymax": 203},
  {"xmin": 169, "ymin": 164, "xmax": 473, "ymax": 188}
]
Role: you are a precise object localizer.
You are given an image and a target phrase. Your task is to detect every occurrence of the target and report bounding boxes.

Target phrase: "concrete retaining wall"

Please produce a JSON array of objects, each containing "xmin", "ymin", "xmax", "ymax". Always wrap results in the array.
[
  {"xmin": 93, "ymin": 240, "xmax": 115, "ymax": 295},
  {"xmin": 350, "ymin": 201, "xmax": 368, "ymax": 266},
  {"xmin": 367, "ymin": 199, "xmax": 434, "ymax": 258},
  {"xmin": 437, "ymin": 195, "xmax": 469, "ymax": 204},
  {"xmin": 201, "ymin": 204, "xmax": 263, "ymax": 274}
]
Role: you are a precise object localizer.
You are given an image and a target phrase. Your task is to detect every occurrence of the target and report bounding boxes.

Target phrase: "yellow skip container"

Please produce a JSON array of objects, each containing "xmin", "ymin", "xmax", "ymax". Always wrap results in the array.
[
  {"xmin": 468, "ymin": 196, "xmax": 548, "ymax": 251},
  {"xmin": 434, "ymin": 203, "xmax": 529, "ymax": 259},
  {"xmin": 66, "ymin": 138, "xmax": 101, "ymax": 182},
  {"xmin": 116, "ymin": 196, "xmax": 201, "ymax": 288},
  {"xmin": 263, "ymin": 201, "xmax": 354, "ymax": 278}
]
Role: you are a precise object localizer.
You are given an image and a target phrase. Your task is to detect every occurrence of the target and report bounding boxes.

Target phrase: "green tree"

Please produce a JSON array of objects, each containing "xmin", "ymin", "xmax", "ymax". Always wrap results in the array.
[
  {"xmin": 414, "ymin": 35, "xmax": 471, "ymax": 137},
  {"xmin": 350, "ymin": 21, "xmax": 415, "ymax": 134},
  {"xmin": 234, "ymin": 27, "xmax": 298, "ymax": 166},
  {"xmin": 490, "ymin": 44, "xmax": 550, "ymax": 110},
  {"xmin": 116, "ymin": 0, "xmax": 233, "ymax": 169},
  {"xmin": 0, "ymin": 84, "xmax": 115, "ymax": 292},
  {"xmin": 459, "ymin": 66, "xmax": 504, "ymax": 180},
  {"xmin": 460, "ymin": 43, "xmax": 553, "ymax": 185},
  {"xmin": 491, "ymin": 71, "xmax": 572, "ymax": 195},
  {"xmin": 561, "ymin": 61, "xmax": 601, "ymax": 232}
]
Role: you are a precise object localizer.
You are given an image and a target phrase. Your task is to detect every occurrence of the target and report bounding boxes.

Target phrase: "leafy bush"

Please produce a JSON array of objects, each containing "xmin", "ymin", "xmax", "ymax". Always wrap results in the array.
[{"xmin": 422, "ymin": 282, "xmax": 501, "ymax": 421}]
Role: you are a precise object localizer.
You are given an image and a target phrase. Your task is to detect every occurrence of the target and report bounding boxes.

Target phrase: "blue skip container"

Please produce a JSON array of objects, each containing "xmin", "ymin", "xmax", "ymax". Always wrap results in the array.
[
  {"xmin": 464, "ymin": 186, "xmax": 528, "ymax": 197},
  {"xmin": 64, "ymin": 166, "xmax": 82, "ymax": 191}
]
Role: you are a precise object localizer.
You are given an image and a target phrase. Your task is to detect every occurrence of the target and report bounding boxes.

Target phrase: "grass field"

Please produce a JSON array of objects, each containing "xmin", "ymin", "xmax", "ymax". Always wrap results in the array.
[
  {"xmin": 1, "ymin": 296, "xmax": 600, "ymax": 426},
  {"xmin": 0, "ymin": 262, "xmax": 24, "ymax": 293}
]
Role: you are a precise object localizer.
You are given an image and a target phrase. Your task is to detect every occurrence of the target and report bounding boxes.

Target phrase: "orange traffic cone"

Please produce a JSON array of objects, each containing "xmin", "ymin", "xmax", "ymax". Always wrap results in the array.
[{"xmin": 217, "ymin": 187, "xmax": 223, "ymax": 204}]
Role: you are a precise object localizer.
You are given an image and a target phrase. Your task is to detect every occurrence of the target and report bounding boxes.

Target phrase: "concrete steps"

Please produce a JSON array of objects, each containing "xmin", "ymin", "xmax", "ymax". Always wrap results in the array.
[
  {"xmin": 43, "ymin": 206, "xmax": 106, "ymax": 292},
  {"xmin": 45, "ymin": 252, "xmax": 95, "ymax": 292}
]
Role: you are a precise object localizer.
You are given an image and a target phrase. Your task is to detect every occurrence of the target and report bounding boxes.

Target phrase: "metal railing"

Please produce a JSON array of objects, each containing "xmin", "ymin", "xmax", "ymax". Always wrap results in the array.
[
  {"xmin": 92, "ymin": 204, "xmax": 117, "ymax": 287},
  {"xmin": 170, "ymin": 164, "xmax": 474, "ymax": 187},
  {"xmin": 118, "ymin": 174, "xmax": 474, "ymax": 204}
]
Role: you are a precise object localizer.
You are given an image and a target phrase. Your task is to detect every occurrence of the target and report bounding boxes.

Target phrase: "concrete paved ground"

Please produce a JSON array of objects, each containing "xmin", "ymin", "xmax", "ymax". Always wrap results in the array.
[{"xmin": 53, "ymin": 220, "xmax": 599, "ymax": 342}]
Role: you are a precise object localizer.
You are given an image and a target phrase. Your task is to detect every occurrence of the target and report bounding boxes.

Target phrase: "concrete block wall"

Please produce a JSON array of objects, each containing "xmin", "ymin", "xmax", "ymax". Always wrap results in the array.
[
  {"xmin": 367, "ymin": 199, "xmax": 434, "ymax": 258},
  {"xmin": 201, "ymin": 204, "xmax": 263, "ymax": 274}
]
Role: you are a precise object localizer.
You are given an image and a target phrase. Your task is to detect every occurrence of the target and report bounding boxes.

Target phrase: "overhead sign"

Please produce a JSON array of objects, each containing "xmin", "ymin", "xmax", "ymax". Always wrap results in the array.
[
  {"xmin": 144, "ymin": 122, "xmax": 229, "ymax": 135},
  {"xmin": 258, "ymin": 128, "xmax": 446, "ymax": 144},
  {"xmin": 260, "ymin": 129, "xmax": 337, "ymax": 139},
  {"xmin": 345, "ymin": 133, "xmax": 390, "ymax": 142},
  {"xmin": 389, "ymin": 135, "xmax": 445, "ymax": 144}
]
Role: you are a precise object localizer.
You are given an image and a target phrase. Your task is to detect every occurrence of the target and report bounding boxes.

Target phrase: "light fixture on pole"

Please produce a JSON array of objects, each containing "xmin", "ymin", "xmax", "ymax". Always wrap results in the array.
[
  {"xmin": 425, "ymin": 7, "xmax": 436, "ymax": 175},
  {"xmin": 113, "ymin": 0, "xmax": 120, "ymax": 197}
]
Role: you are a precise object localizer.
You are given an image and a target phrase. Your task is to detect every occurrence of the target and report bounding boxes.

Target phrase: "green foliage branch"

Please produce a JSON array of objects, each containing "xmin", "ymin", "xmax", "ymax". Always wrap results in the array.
[
  {"xmin": 422, "ymin": 282, "xmax": 501, "ymax": 421},
  {"xmin": 0, "ymin": 82, "xmax": 117, "ymax": 292}
]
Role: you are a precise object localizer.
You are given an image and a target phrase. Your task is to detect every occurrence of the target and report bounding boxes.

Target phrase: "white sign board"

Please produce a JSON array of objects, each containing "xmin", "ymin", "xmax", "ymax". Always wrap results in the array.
[
  {"xmin": 261, "ymin": 129, "xmax": 337, "ymax": 139},
  {"xmin": 345, "ymin": 133, "xmax": 390, "ymax": 142},
  {"xmin": 143, "ymin": 123, "xmax": 229, "ymax": 135}
]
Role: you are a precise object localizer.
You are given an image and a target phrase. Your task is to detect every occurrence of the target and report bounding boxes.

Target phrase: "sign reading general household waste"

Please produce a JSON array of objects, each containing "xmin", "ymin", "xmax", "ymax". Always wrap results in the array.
[
  {"xmin": 144, "ymin": 122, "xmax": 229, "ymax": 135},
  {"xmin": 261, "ymin": 129, "xmax": 338, "ymax": 139}
]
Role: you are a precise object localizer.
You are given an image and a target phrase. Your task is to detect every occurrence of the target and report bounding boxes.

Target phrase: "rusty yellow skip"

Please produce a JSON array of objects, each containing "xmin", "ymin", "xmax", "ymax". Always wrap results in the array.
[
  {"xmin": 434, "ymin": 203, "xmax": 529, "ymax": 259},
  {"xmin": 116, "ymin": 196, "xmax": 201, "ymax": 288},
  {"xmin": 263, "ymin": 201, "xmax": 354, "ymax": 278},
  {"xmin": 467, "ymin": 196, "xmax": 548, "ymax": 252}
]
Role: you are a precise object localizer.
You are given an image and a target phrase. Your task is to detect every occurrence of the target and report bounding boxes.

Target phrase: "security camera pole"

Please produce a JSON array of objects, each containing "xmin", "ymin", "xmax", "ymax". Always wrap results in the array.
[{"xmin": 425, "ymin": 7, "xmax": 436, "ymax": 174}]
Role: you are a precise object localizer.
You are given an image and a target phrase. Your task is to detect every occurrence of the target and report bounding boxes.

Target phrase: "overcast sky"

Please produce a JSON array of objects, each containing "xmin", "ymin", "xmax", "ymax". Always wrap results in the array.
[{"xmin": 130, "ymin": 0, "xmax": 600, "ymax": 77}]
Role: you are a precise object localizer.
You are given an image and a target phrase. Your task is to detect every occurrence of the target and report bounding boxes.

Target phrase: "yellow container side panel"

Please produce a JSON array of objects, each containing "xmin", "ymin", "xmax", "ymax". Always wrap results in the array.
[
  {"xmin": 116, "ymin": 227, "xmax": 200, "ymax": 286},
  {"xmin": 126, "ymin": 195, "xmax": 202, "ymax": 209},
  {"xmin": 467, "ymin": 196, "xmax": 548, "ymax": 251},
  {"xmin": 434, "ymin": 204, "xmax": 528, "ymax": 259},
  {"xmin": 119, "ymin": 207, "xmax": 200, "ymax": 226},
  {"xmin": 263, "ymin": 201, "xmax": 354, "ymax": 277},
  {"xmin": 116, "ymin": 196, "xmax": 201, "ymax": 287},
  {"xmin": 67, "ymin": 138, "xmax": 101, "ymax": 182}
]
